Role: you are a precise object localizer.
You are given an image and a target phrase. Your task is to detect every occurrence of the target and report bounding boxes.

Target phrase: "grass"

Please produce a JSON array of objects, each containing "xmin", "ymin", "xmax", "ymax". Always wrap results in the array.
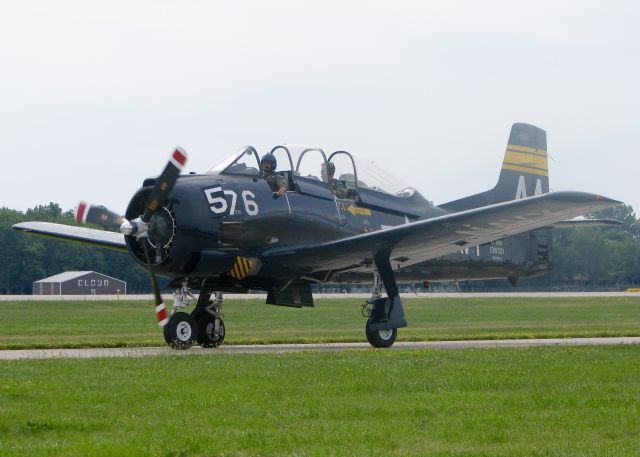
[
  {"xmin": 1, "ymin": 346, "xmax": 639, "ymax": 456},
  {"xmin": 0, "ymin": 297, "xmax": 639, "ymax": 349}
]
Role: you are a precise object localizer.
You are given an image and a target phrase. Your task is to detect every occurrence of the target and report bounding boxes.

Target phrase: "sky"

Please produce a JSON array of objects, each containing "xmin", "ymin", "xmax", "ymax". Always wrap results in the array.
[{"xmin": 1, "ymin": 0, "xmax": 639, "ymax": 216}]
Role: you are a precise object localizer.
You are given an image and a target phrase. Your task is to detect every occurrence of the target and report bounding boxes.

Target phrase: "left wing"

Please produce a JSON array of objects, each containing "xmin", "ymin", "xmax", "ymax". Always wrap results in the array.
[
  {"xmin": 550, "ymin": 218, "xmax": 625, "ymax": 228},
  {"xmin": 260, "ymin": 191, "xmax": 619, "ymax": 272},
  {"xmin": 12, "ymin": 221, "xmax": 128, "ymax": 252}
]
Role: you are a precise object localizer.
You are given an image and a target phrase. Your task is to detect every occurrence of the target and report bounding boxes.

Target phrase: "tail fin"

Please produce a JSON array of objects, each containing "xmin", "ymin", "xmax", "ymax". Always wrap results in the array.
[
  {"xmin": 497, "ymin": 123, "xmax": 549, "ymax": 199},
  {"xmin": 440, "ymin": 123, "xmax": 549, "ymax": 212}
]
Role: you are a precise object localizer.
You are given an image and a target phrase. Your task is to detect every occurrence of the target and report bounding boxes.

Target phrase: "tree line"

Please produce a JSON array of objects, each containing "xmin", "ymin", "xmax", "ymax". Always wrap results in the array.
[
  {"xmin": 1, "ymin": 202, "xmax": 639, "ymax": 294},
  {"xmin": 0, "ymin": 203, "xmax": 150, "ymax": 294}
]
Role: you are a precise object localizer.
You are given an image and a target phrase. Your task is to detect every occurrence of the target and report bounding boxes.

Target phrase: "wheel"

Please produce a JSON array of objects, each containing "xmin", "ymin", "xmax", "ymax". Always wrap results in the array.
[
  {"xmin": 164, "ymin": 312, "xmax": 197, "ymax": 349},
  {"xmin": 196, "ymin": 315, "xmax": 225, "ymax": 348},
  {"xmin": 365, "ymin": 324, "xmax": 397, "ymax": 348}
]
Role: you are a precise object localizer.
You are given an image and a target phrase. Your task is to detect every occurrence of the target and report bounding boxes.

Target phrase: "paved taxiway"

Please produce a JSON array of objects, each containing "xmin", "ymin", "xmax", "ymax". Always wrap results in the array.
[{"xmin": 1, "ymin": 337, "xmax": 639, "ymax": 360}]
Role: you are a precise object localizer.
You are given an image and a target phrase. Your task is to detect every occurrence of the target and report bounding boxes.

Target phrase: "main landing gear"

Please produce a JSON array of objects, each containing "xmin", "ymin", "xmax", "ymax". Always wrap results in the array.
[
  {"xmin": 361, "ymin": 252, "xmax": 408, "ymax": 348},
  {"xmin": 163, "ymin": 281, "xmax": 225, "ymax": 350}
]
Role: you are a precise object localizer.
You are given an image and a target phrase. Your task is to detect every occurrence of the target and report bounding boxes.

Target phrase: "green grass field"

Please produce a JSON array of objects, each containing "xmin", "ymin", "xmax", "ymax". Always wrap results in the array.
[
  {"xmin": 0, "ymin": 296, "xmax": 639, "ymax": 349},
  {"xmin": 2, "ymin": 297, "xmax": 640, "ymax": 456},
  {"xmin": 1, "ymin": 346, "xmax": 639, "ymax": 456}
]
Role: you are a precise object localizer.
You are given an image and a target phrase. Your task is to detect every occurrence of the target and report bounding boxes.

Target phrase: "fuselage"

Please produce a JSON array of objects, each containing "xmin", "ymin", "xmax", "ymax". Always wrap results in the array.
[{"xmin": 122, "ymin": 147, "xmax": 551, "ymax": 292}]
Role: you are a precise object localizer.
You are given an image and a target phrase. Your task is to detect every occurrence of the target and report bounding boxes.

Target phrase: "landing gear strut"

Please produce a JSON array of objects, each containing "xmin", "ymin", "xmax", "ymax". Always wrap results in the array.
[
  {"xmin": 194, "ymin": 291, "xmax": 226, "ymax": 348},
  {"xmin": 362, "ymin": 252, "xmax": 407, "ymax": 348}
]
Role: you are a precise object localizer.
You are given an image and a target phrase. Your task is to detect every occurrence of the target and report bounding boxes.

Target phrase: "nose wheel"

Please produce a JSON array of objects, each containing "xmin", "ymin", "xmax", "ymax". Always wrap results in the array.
[
  {"xmin": 189, "ymin": 289, "xmax": 225, "ymax": 348},
  {"xmin": 196, "ymin": 315, "xmax": 226, "ymax": 348},
  {"xmin": 163, "ymin": 312, "xmax": 197, "ymax": 349}
]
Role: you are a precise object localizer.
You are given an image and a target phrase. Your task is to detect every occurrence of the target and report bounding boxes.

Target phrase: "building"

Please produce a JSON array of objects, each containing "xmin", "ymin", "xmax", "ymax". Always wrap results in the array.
[{"xmin": 33, "ymin": 271, "xmax": 126, "ymax": 295}]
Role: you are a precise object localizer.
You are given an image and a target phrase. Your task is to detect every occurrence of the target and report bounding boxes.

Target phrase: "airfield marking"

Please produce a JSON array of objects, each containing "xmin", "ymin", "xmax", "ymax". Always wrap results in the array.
[{"xmin": 1, "ymin": 337, "xmax": 639, "ymax": 360}]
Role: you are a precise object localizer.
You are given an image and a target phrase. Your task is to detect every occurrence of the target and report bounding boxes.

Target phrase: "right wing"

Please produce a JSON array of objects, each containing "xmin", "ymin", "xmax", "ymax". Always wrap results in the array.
[
  {"xmin": 260, "ymin": 191, "xmax": 620, "ymax": 273},
  {"xmin": 12, "ymin": 222, "xmax": 128, "ymax": 252}
]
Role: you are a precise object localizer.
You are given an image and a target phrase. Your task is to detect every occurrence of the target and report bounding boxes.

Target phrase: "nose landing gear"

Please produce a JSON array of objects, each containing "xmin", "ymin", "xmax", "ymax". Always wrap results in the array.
[
  {"xmin": 163, "ymin": 280, "xmax": 225, "ymax": 349},
  {"xmin": 195, "ymin": 291, "xmax": 226, "ymax": 348}
]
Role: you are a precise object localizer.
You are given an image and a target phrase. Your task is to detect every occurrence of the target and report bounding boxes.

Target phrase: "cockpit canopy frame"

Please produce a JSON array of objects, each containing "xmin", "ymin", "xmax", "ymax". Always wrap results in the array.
[{"xmin": 208, "ymin": 145, "xmax": 431, "ymax": 217}]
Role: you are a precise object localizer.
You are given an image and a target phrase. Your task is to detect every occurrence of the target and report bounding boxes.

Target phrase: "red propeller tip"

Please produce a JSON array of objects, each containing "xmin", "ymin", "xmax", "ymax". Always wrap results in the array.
[
  {"xmin": 75, "ymin": 201, "xmax": 88, "ymax": 223},
  {"xmin": 156, "ymin": 303, "xmax": 169, "ymax": 326},
  {"xmin": 170, "ymin": 148, "xmax": 187, "ymax": 169}
]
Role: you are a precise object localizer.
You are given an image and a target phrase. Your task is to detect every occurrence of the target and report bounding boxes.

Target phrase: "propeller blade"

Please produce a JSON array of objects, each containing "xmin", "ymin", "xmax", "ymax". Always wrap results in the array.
[
  {"xmin": 141, "ymin": 148, "xmax": 188, "ymax": 223},
  {"xmin": 75, "ymin": 202, "xmax": 124, "ymax": 230},
  {"xmin": 142, "ymin": 241, "xmax": 169, "ymax": 326},
  {"xmin": 141, "ymin": 148, "xmax": 187, "ymax": 327}
]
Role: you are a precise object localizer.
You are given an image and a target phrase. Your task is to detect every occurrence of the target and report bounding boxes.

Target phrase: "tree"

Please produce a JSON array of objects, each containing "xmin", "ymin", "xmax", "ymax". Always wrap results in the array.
[{"xmin": 0, "ymin": 204, "xmax": 150, "ymax": 294}]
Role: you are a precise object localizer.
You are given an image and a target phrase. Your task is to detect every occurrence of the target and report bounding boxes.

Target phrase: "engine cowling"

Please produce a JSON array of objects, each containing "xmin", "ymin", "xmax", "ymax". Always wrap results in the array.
[{"xmin": 124, "ymin": 187, "xmax": 177, "ymax": 266}]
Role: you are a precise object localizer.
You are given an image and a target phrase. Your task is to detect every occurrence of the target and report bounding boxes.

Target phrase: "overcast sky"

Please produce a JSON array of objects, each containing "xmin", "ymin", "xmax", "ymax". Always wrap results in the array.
[{"xmin": 1, "ymin": 1, "xmax": 638, "ymax": 216}]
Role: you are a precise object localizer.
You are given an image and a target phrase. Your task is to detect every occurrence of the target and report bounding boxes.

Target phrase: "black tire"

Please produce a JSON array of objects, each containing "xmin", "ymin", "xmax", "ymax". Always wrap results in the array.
[
  {"xmin": 163, "ymin": 319, "xmax": 172, "ymax": 346},
  {"xmin": 365, "ymin": 324, "xmax": 397, "ymax": 348},
  {"xmin": 196, "ymin": 315, "xmax": 225, "ymax": 348},
  {"xmin": 165, "ymin": 312, "xmax": 197, "ymax": 350}
]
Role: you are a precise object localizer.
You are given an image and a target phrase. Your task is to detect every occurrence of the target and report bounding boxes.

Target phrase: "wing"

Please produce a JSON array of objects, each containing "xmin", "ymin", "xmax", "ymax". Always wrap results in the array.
[
  {"xmin": 260, "ymin": 191, "xmax": 619, "ymax": 272},
  {"xmin": 550, "ymin": 218, "xmax": 625, "ymax": 228},
  {"xmin": 12, "ymin": 221, "xmax": 128, "ymax": 252}
]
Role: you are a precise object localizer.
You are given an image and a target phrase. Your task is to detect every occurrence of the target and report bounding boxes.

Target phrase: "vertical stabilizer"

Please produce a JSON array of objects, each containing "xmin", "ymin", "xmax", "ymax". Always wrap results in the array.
[
  {"xmin": 440, "ymin": 123, "xmax": 549, "ymax": 212},
  {"xmin": 496, "ymin": 123, "xmax": 549, "ymax": 200}
]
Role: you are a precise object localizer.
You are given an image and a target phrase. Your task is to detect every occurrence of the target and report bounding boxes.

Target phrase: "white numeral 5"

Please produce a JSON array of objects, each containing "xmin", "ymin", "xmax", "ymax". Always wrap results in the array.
[{"xmin": 204, "ymin": 186, "xmax": 228, "ymax": 214}]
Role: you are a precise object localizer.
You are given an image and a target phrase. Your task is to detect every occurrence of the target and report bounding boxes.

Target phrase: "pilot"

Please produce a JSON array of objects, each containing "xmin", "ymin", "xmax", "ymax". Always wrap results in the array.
[
  {"xmin": 261, "ymin": 153, "xmax": 287, "ymax": 197},
  {"xmin": 321, "ymin": 161, "xmax": 347, "ymax": 198}
]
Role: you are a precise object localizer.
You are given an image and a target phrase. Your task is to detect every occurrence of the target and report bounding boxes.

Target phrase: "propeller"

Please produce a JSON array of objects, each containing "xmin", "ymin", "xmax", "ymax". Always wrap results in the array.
[
  {"xmin": 142, "ymin": 241, "xmax": 169, "ymax": 326},
  {"xmin": 76, "ymin": 147, "xmax": 188, "ymax": 326},
  {"xmin": 134, "ymin": 147, "xmax": 187, "ymax": 326},
  {"xmin": 141, "ymin": 148, "xmax": 187, "ymax": 224},
  {"xmin": 135, "ymin": 148, "xmax": 187, "ymax": 327},
  {"xmin": 75, "ymin": 202, "xmax": 124, "ymax": 230}
]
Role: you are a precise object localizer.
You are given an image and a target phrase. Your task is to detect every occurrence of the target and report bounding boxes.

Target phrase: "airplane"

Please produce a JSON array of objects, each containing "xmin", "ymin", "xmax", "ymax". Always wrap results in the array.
[{"xmin": 13, "ymin": 123, "xmax": 620, "ymax": 349}]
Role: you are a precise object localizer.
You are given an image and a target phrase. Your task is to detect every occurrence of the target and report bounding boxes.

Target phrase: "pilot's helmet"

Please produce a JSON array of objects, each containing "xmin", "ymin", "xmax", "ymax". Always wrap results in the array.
[
  {"xmin": 326, "ymin": 162, "xmax": 336, "ymax": 176},
  {"xmin": 261, "ymin": 153, "xmax": 277, "ymax": 170}
]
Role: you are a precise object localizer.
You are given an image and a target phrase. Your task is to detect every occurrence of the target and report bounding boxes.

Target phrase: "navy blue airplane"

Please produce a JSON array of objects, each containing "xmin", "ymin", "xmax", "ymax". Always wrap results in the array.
[{"xmin": 13, "ymin": 123, "xmax": 620, "ymax": 349}]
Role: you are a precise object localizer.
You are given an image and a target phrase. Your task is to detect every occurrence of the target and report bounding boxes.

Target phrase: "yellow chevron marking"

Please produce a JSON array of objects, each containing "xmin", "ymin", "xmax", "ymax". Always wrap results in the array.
[
  {"xmin": 346, "ymin": 205, "xmax": 372, "ymax": 216},
  {"xmin": 504, "ymin": 151, "xmax": 548, "ymax": 170},
  {"xmin": 229, "ymin": 257, "xmax": 254, "ymax": 280},
  {"xmin": 501, "ymin": 164, "xmax": 549, "ymax": 176},
  {"xmin": 230, "ymin": 263, "xmax": 241, "ymax": 279},
  {"xmin": 507, "ymin": 144, "xmax": 547, "ymax": 154}
]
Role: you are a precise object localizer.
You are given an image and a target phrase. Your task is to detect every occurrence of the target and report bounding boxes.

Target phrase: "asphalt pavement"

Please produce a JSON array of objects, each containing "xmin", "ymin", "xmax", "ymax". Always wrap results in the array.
[{"xmin": 2, "ymin": 337, "xmax": 639, "ymax": 360}]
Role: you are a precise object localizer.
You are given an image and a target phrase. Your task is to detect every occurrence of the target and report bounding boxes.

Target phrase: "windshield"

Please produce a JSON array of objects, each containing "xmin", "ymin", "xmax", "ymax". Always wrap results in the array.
[{"xmin": 208, "ymin": 147, "xmax": 260, "ymax": 176}]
